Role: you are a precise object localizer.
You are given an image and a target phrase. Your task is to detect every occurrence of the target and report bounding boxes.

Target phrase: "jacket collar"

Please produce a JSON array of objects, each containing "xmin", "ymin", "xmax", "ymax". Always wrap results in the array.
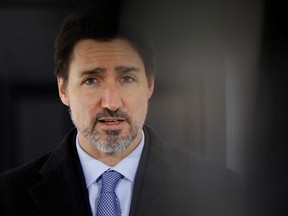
[{"xmin": 27, "ymin": 126, "xmax": 194, "ymax": 216}]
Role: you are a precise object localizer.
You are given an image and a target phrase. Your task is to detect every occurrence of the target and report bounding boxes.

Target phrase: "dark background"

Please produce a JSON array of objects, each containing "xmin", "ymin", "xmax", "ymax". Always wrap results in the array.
[{"xmin": 0, "ymin": 0, "xmax": 287, "ymax": 215}]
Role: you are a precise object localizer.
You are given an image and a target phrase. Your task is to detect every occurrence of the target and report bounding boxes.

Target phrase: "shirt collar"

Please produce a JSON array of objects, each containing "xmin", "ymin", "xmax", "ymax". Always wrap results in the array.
[{"xmin": 76, "ymin": 130, "xmax": 145, "ymax": 188}]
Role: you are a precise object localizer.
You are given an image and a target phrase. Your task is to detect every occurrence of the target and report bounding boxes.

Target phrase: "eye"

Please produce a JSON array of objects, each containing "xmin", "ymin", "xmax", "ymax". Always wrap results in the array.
[
  {"xmin": 84, "ymin": 78, "xmax": 97, "ymax": 85},
  {"xmin": 121, "ymin": 76, "xmax": 135, "ymax": 83}
]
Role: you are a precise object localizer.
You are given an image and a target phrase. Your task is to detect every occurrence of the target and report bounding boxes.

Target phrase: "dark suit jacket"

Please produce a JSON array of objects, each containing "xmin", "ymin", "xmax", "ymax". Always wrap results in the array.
[{"xmin": 0, "ymin": 125, "xmax": 243, "ymax": 216}]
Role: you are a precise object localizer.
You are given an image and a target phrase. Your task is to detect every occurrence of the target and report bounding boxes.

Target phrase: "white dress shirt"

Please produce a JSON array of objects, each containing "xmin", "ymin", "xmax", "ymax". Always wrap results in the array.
[{"xmin": 75, "ymin": 130, "xmax": 145, "ymax": 216}]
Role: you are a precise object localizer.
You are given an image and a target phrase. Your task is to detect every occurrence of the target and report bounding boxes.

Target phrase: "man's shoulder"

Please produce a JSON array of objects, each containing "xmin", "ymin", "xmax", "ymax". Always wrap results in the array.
[
  {"xmin": 0, "ymin": 128, "xmax": 77, "ymax": 186},
  {"xmin": 141, "ymin": 125, "xmax": 244, "ymax": 215},
  {"xmin": 168, "ymin": 143, "xmax": 238, "ymax": 184},
  {"xmin": 144, "ymin": 124, "xmax": 240, "ymax": 184},
  {"xmin": 0, "ymin": 152, "xmax": 51, "ymax": 189}
]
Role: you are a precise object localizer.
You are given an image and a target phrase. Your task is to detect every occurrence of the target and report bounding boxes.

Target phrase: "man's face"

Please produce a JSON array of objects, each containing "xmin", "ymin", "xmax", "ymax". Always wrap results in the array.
[{"xmin": 58, "ymin": 39, "xmax": 154, "ymax": 154}]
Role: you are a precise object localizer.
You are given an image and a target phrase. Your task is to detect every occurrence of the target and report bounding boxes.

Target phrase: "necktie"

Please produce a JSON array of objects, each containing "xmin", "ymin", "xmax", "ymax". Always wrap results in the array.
[{"xmin": 96, "ymin": 170, "xmax": 123, "ymax": 216}]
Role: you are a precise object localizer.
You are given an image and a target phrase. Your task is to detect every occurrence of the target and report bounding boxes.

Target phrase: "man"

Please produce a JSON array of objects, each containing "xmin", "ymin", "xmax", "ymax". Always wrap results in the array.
[{"xmin": 0, "ymin": 5, "xmax": 243, "ymax": 216}]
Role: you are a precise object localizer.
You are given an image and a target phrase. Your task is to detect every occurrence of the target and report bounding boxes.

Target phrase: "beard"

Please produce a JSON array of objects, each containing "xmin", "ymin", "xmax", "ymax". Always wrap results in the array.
[{"xmin": 70, "ymin": 108, "xmax": 143, "ymax": 153}]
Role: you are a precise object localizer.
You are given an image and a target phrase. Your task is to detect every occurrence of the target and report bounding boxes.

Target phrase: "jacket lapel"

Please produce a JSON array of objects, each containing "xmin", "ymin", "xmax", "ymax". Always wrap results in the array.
[
  {"xmin": 138, "ymin": 150, "xmax": 194, "ymax": 216},
  {"xmin": 28, "ymin": 129, "xmax": 91, "ymax": 216},
  {"xmin": 132, "ymin": 126, "xmax": 194, "ymax": 216}
]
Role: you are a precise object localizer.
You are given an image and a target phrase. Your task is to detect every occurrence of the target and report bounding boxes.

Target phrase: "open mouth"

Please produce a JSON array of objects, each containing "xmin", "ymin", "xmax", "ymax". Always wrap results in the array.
[{"xmin": 98, "ymin": 118, "xmax": 125, "ymax": 124}]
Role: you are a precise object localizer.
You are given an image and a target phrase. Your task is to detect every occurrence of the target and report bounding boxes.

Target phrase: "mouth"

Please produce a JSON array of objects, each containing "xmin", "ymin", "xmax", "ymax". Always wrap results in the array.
[
  {"xmin": 98, "ymin": 118, "xmax": 126, "ymax": 125},
  {"xmin": 94, "ymin": 110, "xmax": 131, "ymax": 131}
]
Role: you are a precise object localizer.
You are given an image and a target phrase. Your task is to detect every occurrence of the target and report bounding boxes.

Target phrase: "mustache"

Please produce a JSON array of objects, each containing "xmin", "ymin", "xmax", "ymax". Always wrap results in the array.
[{"xmin": 94, "ymin": 109, "xmax": 132, "ymax": 124}]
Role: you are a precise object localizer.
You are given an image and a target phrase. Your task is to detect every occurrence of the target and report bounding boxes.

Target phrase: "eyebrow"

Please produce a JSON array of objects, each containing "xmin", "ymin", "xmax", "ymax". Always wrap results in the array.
[
  {"xmin": 79, "ymin": 66, "xmax": 140, "ymax": 77},
  {"xmin": 115, "ymin": 66, "xmax": 140, "ymax": 73},
  {"xmin": 79, "ymin": 67, "xmax": 106, "ymax": 77}
]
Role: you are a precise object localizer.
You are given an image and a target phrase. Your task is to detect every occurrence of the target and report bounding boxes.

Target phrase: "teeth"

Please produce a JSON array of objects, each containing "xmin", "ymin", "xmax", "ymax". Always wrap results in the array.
[
  {"xmin": 105, "ymin": 120, "xmax": 119, "ymax": 124},
  {"xmin": 98, "ymin": 118, "xmax": 124, "ymax": 124},
  {"xmin": 99, "ymin": 119, "xmax": 123, "ymax": 124}
]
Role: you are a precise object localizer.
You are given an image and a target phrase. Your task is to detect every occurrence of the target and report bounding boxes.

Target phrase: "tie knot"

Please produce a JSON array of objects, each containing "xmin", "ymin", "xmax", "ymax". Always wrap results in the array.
[{"xmin": 101, "ymin": 171, "xmax": 122, "ymax": 193}]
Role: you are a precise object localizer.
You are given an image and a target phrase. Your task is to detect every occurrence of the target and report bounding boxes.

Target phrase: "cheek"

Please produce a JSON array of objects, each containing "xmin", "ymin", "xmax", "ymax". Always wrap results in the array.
[
  {"xmin": 130, "ymin": 93, "xmax": 149, "ymax": 118},
  {"xmin": 70, "ymin": 90, "xmax": 100, "ymax": 110},
  {"xmin": 69, "ymin": 94, "xmax": 97, "ymax": 121}
]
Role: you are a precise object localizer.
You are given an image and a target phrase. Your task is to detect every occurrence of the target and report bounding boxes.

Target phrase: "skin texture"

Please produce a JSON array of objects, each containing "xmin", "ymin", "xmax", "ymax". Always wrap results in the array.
[{"xmin": 58, "ymin": 39, "xmax": 154, "ymax": 166}]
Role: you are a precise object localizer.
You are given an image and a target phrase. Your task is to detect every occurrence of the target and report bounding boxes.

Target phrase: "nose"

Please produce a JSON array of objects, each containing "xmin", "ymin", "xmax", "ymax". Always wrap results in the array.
[{"xmin": 101, "ymin": 83, "xmax": 123, "ymax": 111}]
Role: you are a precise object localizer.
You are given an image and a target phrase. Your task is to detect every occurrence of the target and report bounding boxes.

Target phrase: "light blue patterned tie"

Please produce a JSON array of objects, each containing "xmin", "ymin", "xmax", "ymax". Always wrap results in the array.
[{"xmin": 96, "ymin": 170, "xmax": 123, "ymax": 216}]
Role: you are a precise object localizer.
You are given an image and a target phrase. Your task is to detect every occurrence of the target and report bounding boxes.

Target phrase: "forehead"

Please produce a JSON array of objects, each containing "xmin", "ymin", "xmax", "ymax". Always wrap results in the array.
[{"xmin": 70, "ymin": 38, "xmax": 144, "ymax": 67}]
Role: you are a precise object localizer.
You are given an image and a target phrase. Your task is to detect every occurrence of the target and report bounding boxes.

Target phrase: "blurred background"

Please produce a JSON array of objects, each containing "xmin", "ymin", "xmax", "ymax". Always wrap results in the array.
[{"xmin": 0, "ymin": 0, "xmax": 287, "ymax": 215}]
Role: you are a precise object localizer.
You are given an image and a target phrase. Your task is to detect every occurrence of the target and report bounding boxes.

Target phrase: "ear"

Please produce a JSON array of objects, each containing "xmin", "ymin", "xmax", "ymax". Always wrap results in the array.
[
  {"xmin": 57, "ymin": 77, "xmax": 70, "ymax": 106},
  {"xmin": 148, "ymin": 78, "xmax": 154, "ymax": 99}
]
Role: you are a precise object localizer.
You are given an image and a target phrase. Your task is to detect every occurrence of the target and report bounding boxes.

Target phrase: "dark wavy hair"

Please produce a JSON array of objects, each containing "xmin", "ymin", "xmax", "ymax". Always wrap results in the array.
[{"xmin": 54, "ymin": 3, "xmax": 155, "ymax": 86}]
